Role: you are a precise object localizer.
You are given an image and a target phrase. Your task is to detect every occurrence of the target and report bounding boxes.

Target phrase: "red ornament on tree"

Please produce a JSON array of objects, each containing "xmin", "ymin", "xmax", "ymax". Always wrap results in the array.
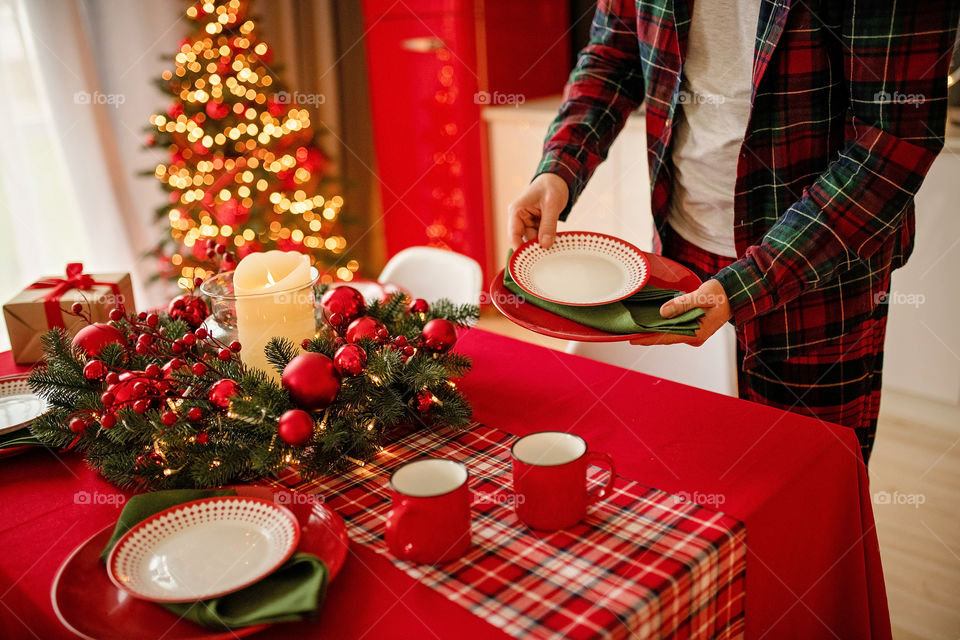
[
  {"xmin": 106, "ymin": 372, "xmax": 160, "ymax": 410},
  {"xmin": 320, "ymin": 286, "xmax": 365, "ymax": 327},
  {"xmin": 168, "ymin": 294, "xmax": 209, "ymax": 328},
  {"xmin": 72, "ymin": 323, "xmax": 125, "ymax": 357},
  {"xmin": 205, "ymin": 100, "xmax": 230, "ymax": 119},
  {"xmin": 407, "ymin": 298, "xmax": 430, "ymax": 315},
  {"xmin": 83, "ymin": 360, "xmax": 108, "ymax": 380},
  {"xmin": 333, "ymin": 344, "xmax": 367, "ymax": 376},
  {"xmin": 415, "ymin": 390, "xmax": 437, "ymax": 414},
  {"xmin": 277, "ymin": 409, "xmax": 314, "ymax": 446},
  {"xmin": 420, "ymin": 319, "xmax": 457, "ymax": 353},
  {"xmin": 345, "ymin": 317, "xmax": 387, "ymax": 344},
  {"xmin": 208, "ymin": 379, "xmax": 240, "ymax": 409},
  {"xmin": 281, "ymin": 353, "xmax": 341, "ymax": 410}
]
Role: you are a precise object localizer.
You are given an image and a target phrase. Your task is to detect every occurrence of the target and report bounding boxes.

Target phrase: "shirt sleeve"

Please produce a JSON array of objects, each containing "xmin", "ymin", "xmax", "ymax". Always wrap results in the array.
[
  {"xmin": 535, "ymin": 0, "xmax": 646, "ymax": 220},
  {"xmin": 713, "ymin": 1, "xmax": 960, "ymax": 325}
]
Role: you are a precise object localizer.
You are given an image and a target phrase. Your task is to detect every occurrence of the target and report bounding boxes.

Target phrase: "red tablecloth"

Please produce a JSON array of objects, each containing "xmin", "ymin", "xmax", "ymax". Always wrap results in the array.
[{"xmin": 0, "ymin": 329, "xmax": 890, "ymax": 639}]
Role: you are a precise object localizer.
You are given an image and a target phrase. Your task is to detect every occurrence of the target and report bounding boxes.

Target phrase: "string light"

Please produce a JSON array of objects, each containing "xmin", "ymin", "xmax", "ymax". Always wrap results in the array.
[{"xmin": 150, "ymin": 0, "xmax": 359, "ymax": 289}]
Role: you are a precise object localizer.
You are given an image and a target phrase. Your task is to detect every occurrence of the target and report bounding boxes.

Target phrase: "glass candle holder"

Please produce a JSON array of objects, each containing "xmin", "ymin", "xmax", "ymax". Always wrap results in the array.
[{"xmin": 200, "ymin": 267, "xmax": 319, "ymax": 377}]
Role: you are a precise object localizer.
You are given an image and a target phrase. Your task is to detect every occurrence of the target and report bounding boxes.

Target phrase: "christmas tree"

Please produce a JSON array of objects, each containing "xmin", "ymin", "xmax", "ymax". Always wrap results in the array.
[{"xmin": 147, "ymin": 0, "xmax": 358, "ymax": 289}]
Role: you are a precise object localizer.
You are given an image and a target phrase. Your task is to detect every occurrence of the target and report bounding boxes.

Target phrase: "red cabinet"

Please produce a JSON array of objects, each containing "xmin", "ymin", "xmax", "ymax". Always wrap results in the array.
[{"xmin": 362, "ymin": 0, "xmax": 569, "ymax": 279}]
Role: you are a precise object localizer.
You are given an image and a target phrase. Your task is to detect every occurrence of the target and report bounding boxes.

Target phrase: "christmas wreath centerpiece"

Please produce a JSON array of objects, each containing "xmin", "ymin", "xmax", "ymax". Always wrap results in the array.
[{"xmin": 28, "ymin": 288, "xmax": 477, "ymax": 490}]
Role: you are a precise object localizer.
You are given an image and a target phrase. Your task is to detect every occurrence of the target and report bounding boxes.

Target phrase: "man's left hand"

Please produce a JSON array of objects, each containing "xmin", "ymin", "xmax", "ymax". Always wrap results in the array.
[{"xmin": 629, "ymin": 279, "xmax": 732, "ymax": 346}]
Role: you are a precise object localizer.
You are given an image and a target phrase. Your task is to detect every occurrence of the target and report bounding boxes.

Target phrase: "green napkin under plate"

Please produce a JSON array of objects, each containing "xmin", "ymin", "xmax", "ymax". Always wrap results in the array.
[
  {"xmin": 504, "ymin": 252, "xmax": 704, "ymax": 336},
  {"xmin": 101, "ymin": 489, "xmax": 329, "ymax": 630}
]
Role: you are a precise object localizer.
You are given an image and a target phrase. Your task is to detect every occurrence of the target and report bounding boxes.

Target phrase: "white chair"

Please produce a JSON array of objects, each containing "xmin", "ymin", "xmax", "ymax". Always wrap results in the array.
[
  {"xmin": 565, "ymin": 323, "xmax": 739, "ymax": 396},
  {"xmin": 378, "ymin": 246, "xmax": 483, "ymax": 307}
]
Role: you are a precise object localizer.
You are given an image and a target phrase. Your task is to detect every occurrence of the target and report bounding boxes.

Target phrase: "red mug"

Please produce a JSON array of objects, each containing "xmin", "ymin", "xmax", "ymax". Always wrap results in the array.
[
  {"xmin": 385, "ymin": 458, "xmax": 472, "ymax": 564},
  {"xmin": 511, "ymin": 431, "xmax": 616, "ymax": 531}
]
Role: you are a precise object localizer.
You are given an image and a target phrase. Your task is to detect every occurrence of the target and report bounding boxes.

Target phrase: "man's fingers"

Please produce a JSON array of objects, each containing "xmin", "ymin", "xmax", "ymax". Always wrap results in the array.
[
  {"xmin": 508, "ymin": 207, "xmax": 527, "ymax": 249},
  {"xmin": 537, "ymin": 210, "xmax": 559, "ymax": 248}
]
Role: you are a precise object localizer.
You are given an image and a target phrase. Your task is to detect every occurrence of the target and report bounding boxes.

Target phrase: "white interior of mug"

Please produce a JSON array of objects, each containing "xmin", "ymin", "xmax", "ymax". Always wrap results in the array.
[
  {"xmin": 390, "ymin": 459, "xmax": 468, "ymax": 497},
  {"xmin": 512, "ymin": 432, "xmax": 586, "ymax": 466}
]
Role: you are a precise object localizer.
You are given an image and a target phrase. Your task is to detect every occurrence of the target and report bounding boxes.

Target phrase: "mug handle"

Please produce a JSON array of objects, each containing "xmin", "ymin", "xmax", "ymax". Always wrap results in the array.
[{"xmin": 585, "ymin": 451, "xmax": 616, "ymax": 504}]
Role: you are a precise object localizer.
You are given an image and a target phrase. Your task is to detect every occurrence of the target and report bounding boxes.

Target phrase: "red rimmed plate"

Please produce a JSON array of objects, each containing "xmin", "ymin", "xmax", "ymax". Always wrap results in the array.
[
  {"xmin": 492, "ymin": 252, "xmax": 702, "ymax": 342},
  {"xmin": 508, "ymin": 231, "xmax": 651, "ymax": 306},
  {"xmin": 52, "ymin": 486, "xmax": 349, "ymax": 640}
]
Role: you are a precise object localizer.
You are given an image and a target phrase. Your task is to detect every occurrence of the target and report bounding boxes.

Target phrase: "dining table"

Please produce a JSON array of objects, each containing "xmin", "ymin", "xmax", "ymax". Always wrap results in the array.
[{"xmin": 0, "ymin": 328, "xmax": 890, "ymax": 639}]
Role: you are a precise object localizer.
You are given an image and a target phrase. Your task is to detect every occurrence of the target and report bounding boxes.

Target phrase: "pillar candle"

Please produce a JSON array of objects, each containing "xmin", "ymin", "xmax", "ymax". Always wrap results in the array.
[{"xmin": 233, "ymin": 251, "xmax": 316, "ymax": 377}]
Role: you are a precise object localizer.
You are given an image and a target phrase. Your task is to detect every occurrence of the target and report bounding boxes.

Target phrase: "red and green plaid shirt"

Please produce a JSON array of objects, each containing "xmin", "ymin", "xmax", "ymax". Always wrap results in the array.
[{"xmin": 538, "ymin": 0, "xmax": 959, "ymax": 369}]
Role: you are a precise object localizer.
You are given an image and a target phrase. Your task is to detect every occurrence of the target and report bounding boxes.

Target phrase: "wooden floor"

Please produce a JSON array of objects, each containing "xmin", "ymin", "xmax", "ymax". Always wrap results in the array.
[{"xmin": 476, "ymin": 310, "xmax": 960, "ymax": 639}]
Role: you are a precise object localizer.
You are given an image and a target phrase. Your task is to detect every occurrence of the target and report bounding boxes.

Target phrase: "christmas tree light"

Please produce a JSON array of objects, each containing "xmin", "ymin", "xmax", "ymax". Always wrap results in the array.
[{"xmin": 147, "ymin": 0, "xmax": 358, "ymax": 289}]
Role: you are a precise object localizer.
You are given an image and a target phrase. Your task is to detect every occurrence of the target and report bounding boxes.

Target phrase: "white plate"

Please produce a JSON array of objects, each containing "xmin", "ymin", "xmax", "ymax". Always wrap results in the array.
[
  {"xmin": 508, "ymin": 231, "xmax": 650, "ymax": 306},
  {"xmin": 0, "ymin": 375, "xmax": 46, "ymax": 435},
  {"xmin": 107, "ymin": 496, "xmax": 301, "ymax": 603}
]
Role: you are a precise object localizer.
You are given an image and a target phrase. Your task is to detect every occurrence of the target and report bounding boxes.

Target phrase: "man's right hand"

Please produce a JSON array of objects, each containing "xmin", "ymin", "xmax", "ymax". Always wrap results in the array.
[{"xmin": 507, "ymin": 173, "xmax": 569, "ymax": 249}]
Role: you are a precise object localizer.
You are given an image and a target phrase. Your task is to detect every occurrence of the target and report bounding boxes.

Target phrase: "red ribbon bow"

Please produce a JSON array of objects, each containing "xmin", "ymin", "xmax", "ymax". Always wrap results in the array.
[{"xmin": 27, "ymin": 263, "xmax": 121, "ymax": 329}]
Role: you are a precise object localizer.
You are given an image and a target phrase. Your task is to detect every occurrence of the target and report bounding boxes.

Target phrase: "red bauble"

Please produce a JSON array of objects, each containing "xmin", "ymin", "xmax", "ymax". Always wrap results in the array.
[
  {"xmin": 205, "ymin": 100, "xmax": 230, "ymax": 119},
  {"xmin": 277, "ymin": 409, "xmax": 314, "ymax": 447},
  {"xmin": 106, "ymin": 372, "xmax": 158, "ymax": 410},
  {"xmin": 320, "ymin": 286, "xmax": 365, "ymax": 327},
  {"xmin": 83, "ymin": 360, "xmax": 107, "ymax": 380},
  {"xmin": 415, "ymin": 390, "xmax": 436, "ymax": 414},
  {"xmin": 420, "ymin": 319, "xmax": 457, "ymax": 353},
  {"xmin": 208, "ymin": 379, "xmax": 240, "ymax": 409},
  {"xmin": 213, "ymin": 199, "xmax": 250, "ymax": 227},
  {"xmin": 345, "ymin": 317, "xmax": 387, "ymax": 344},
  {"xmin": 168, "ymin": 294, "xmax": 209, "ymax": 328},
  {"xmin": 407, "ymin": 298, "xmax": 430, "ymax": 315},
  {"xmin": 72, "ymin": 323, "xmax": 125, "ymax": 357},
  {"xmin": 281, "ymin": 353, "xmax": 341, "ymax": 410},
  {"xmin": 333, "ymin": 344, "xmax": 367, "ymax": 376}
]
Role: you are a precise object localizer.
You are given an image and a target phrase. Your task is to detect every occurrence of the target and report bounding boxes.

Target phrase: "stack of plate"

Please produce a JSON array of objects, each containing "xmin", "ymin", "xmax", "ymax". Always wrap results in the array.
[{"xmin": 0, "ymin": 374, "xmax": 45, "ymax": 457}]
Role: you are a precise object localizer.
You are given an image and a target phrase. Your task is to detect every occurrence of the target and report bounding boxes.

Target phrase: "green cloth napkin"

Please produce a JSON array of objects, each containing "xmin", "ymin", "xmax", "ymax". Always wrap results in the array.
[
  {"xmin": 504, "ymin": 252, "xmax": 705, "ymax": 336},
  {"xmin": 101, "ymin": 489, "xmax": 329, "ymax": 630}
]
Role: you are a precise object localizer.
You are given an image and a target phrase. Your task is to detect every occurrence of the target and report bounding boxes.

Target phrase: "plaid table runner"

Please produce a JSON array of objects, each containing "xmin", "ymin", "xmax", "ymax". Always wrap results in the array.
[{"xmin": 281, "ymin": 424, "xmax": 745, "ymax": 640}]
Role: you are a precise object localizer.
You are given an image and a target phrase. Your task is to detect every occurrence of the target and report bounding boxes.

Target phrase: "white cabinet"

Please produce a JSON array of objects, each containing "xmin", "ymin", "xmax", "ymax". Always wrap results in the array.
[{"xmin": 483, "ymin": 97, "xmax": 960, "ymax": 405}]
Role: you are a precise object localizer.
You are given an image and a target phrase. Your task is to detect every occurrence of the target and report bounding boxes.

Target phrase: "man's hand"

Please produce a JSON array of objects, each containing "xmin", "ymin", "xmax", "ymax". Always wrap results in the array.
[
  {"xmin": 629, "ymin": 279, "xmax": 733, "ymax": 346},
  {"xmin": 508, "ymin": 173, "xmax": 569, "ymax": 249}
]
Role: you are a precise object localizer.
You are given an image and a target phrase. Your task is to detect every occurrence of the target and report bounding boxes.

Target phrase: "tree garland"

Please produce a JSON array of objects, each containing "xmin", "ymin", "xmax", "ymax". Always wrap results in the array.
[{"xmin": 28, "ymin": 288, "xmax": 478, "ymax": 490}]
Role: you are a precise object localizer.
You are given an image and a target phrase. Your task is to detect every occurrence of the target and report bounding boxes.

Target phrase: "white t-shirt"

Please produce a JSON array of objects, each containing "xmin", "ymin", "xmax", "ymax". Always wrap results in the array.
[{"xmin": 666, "ymin": 0, "xmax": 762, "ymax": 258}]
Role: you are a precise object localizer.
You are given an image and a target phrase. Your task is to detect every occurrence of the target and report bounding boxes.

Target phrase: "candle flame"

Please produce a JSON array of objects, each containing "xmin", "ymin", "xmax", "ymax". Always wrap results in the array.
[{"xmin": 265, "ymin": 270, "xmax": 277, "ymax": 287}]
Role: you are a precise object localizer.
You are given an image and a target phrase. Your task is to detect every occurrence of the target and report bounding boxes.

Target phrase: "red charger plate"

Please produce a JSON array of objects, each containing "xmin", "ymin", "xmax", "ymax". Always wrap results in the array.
[
  {"xmin": 491, "ymin": 252, "xmax": 702, "ymax": 342},
  {"xmin": 52, "ymin": 485, "xmax": 349, "ymax": 640}
]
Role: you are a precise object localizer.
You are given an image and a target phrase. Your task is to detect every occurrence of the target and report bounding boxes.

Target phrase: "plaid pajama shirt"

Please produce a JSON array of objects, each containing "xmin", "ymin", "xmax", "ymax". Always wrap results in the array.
[{"xmin": 537, "ymin": 0, "xmax": 959, "ymax": 461}]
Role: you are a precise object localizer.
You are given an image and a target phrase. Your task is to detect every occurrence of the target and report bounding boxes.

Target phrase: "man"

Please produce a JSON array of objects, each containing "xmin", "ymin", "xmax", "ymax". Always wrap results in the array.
[{"xmin": 508, "ymin": 0, "xmax": 959, "ymax": 463}]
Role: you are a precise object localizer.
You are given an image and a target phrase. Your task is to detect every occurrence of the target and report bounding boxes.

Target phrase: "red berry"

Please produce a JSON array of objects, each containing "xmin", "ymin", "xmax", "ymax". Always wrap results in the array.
[
  {"xmin": 138, "ymin": 334, "xmax": 153, "ymax": 346},
  {"xmin": 101, "ymin": 391, "xmax": 115, "ymax": 406},
  {"xmin": 194, "ymin": 276, "xmax": 203, "ymax": 287},
  {"xmin": 215, "ymin": 244, "xmax": 226, "ymax": 255},
  {"xmin": 301, "ymin": 339, "xmax": 312, "ymax": 350},
  {"xmin": 161, "ymin": 411, "xmax": 177, "ymax": 426},
  {"xmin": 402, "ymin": 345, "xmax": 415, "ymax": 356},
  {"xmin": 218, "ymin": 348, "xmax": 232, "ymax": 361},
  {"xmin": 133, "ymin": 382, "xmax": 148, "ymax": 396},
  {"xmin": 109, "ymin": 308, "xmax": 123, "ymax": 322},
  {"xmin": 376, "ymin": 328, "xmax": 390, "ymax": 340},
  {"xmin": 171, "ymin": 298, "xmax": 185, "ymax": 310},
  {"xmin": 394, "ymin": 335, "xmax": 408, "ymax": 347},
  {"xmin": 138, "ymin": 312, "xmax": 148, "ymax": 321},
  {"xmin": 71, "ymin": 302, "xmax": 83, "ymax": 314},
  {"xmin": 135, "ymin": 343, "xmax": 149, "ymax": 355},
  {"xmin": 196, "ymin": 432, "xmax": 210, "ymax": 444},
  {"xmin": 229, "ymin": 341, "xmax": 241, "ymax": 352},
  {"xmin": 195, "ymin": 327, "xmax": 209, "ymax": 339},
  {"xmin": 146, "ymin": 314, "xmax": 159, "ymax": 327},
  {"xmin": 101, "ymin": 413, "xmax": 116, "ymax": 429},
  {"xmin": 105, "ymin": 372, "xmax": 120, "ymax": 385},
  {"xmin": 171, "ymin": 342, "xmax": 184, "ymax": 354},
  {"xmin": 145, "ymin": 364, "xmax": 161, "ymax": 378},
  {"xmin": 187, "ymin": 407, "xmax": 203, "ymax": 421},
  {"xmin": 182, "ymin": 333, "xmax": 197, "ymax": 345},
  {"xmin": 133, "ymin": 400, "xmax": 149, "ymax": 414},
  {"xmin": 192, "ymin": 362, "xmax": 207, "ymax": 376},
  {"xmin": 68, "ymin": 417, "xmax": 87, "ymax": 433}
]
